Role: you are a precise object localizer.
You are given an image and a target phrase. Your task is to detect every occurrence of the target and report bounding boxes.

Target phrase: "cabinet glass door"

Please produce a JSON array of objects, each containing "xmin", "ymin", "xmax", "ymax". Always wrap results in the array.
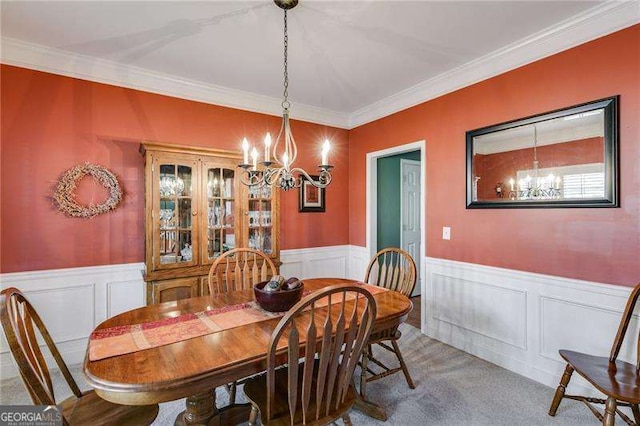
[
  {"xmin": 205, "ymin": 166, "xmax": 237, "ymax": 261},
  {"xmin": 247, "ymin": 185, "xmax": 273, "ymax": 255},
  {"xmin": 155, "ymin": 161, "xmax": 197, "ymax": 268}
]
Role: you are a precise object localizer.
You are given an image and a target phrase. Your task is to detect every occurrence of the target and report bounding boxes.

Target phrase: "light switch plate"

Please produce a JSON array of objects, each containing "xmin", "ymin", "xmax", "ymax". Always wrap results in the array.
[{"xmin": 442, "ymin": 226, "xmax": 451, "ymax": 240}]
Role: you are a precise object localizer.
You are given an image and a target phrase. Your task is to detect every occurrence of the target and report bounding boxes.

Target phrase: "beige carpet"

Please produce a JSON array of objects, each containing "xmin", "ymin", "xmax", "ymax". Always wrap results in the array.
[{"xmin": 1, "ymin": 324, "xmax": 603, "ymax": 425}]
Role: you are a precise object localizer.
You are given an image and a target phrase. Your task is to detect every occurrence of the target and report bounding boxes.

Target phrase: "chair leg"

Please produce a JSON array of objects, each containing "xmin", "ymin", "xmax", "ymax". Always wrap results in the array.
[
  {"xmin": 548, "ymin": 364, "xmax": 574, "ymax": 416},
  {"xmin": 391, "ymin": 340, "xmax": 415, "ymax": 389},
  {"xmin": 342, "ymin": 413, "xmax": 353, "ymax": 426},
  {"xmin": 248, "ymin": 405, "xmax": 258, "ymax": 426},
  {"xmin": 360, "ymin": 346, "xmax": 370, "ymax": 399},
  {"xmin": 603, "ymin": 397, "xmax": 617, "ymax": 426},
  {"xmin": 229, "ymin": 382, "xmax": 236, "ymax": 405},
  {"xmin": 632, "ymin": 404, "xmax": 640, "ymax": 424}
]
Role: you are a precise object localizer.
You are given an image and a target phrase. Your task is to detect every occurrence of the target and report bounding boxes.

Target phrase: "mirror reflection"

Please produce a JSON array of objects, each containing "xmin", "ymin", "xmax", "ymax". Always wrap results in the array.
[{"xmin": 466, "ymin": 96, "xmax": 618, "ymax": 208}]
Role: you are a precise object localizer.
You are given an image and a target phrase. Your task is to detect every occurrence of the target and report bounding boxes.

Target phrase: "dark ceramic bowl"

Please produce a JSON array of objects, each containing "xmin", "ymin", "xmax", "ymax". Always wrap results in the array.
[{"xmin": 253, "ymin": 280, "xmax": 304, "ymax": 312}]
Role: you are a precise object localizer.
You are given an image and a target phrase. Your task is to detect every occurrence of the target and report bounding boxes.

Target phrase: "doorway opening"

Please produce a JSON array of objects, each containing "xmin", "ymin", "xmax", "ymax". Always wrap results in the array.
[{"xmin": 366, "ymin": 141, "xmax": 425, "ymax": 297}]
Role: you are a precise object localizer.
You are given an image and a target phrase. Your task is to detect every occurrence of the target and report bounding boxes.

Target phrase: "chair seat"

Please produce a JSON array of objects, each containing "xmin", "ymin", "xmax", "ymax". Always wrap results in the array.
[
  {"xmin": 244, "ymin": 360, "xmax": 356, "ymax": 426},
  {"xmin": 60, "ymin": 390, "xmax": 159, "ymax": 426},
  {"xmin": 560, "ymin": 349, "xmax": 640, "ymax": 404}
]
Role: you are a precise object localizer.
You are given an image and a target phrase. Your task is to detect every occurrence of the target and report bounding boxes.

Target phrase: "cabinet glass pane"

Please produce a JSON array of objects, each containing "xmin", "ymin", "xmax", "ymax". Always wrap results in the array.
[
  {"xmin": 248, "ymin": 227, "xmax": 273, "ymax": 254},
  {"xmin": 263, "ymin": 227, "xmax": 273, "ymax": 254},
  {"xmin": 207, "ymin": 169, "xmax": 222, "ymax": 198},
  {"xmin": 178, "ymin": 199, "xmax": 192, "ymax": 228},
  {"xmin": 206, "ymin": 166, "xmax": 235, "ymax": 260},
  {"xmin": 159, "ymin": 163, "xmax": 193, "ymax": 265},
  {"xmin": 222, "ymin": 169, "xmax": 235, "ymax": 198},
  {"xmin": 159, "ymin": 164, "xmax": 192, "ymax": 198},
  {"xmin": 160, "ymin": 230, "xmax": 178, "ymax": 263}
]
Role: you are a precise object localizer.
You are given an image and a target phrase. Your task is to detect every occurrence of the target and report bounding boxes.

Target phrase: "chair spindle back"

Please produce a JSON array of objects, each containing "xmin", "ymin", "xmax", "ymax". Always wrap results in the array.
[
  {"xmin": 265, "ymin": 284, "xmax": 376, "ymax": 424},
  {"xmin": 0, "ymin": 288, "xmax": 82, "ymax": 408},
  {"xmin": 364, "ymin": 247, "xmax": 417, "ymax": 297},
  {"xmin": 208, "ymin": 248, "xmax": 277, "ymax": 294},
  {"xmin": 608, "ymin": 282, "xmax": 640, "ymax": 372}
]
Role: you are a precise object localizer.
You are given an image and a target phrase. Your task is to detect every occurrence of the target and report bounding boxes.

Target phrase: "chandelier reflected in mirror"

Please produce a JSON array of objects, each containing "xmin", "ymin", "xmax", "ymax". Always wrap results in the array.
[
  {"xmin": 238, "ymin": 0, "xmax": 333, "ymax": 191},
  {"xmin": 507, "ymin": 124, "xmax": 562, "ymax": 200}
]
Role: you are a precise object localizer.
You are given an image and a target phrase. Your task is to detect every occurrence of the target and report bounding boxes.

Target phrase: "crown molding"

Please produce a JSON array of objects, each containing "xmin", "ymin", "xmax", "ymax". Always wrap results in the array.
[
  {"xmin": 348, "ymin": 1, "xmax": 640, "ymax": 128},
  {"xmin": 1, "ymin": 2, "xmax": 637, "ymax": 130},
  {"xmin": 0, "ymin": 37, "xmax": 351, "ymax": 129}
]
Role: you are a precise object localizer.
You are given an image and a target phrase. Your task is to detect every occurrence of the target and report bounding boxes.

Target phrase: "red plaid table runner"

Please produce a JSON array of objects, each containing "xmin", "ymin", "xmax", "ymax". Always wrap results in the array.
[{"xmin": 89, "ymin": 283, "xmax": 387, "ymax": 361}]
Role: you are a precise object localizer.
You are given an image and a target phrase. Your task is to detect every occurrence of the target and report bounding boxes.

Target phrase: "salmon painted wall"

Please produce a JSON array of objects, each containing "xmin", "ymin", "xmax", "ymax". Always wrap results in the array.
[
  {"xmin": 1, "ymin": 65, "xmax": 349, "ymax": 273},
  {"xmin": 474, "ymin": 137, "xmax": 604, "ymax": 199},
  {"xmin": 348, "ymin": 25, "xmax": 640, "ymax": 286}
]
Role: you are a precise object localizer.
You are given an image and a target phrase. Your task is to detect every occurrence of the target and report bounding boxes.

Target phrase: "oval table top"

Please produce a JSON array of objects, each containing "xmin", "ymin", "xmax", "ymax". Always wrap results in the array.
[{"xmin": 83, "ymin": 278, "xmax": 412, "ymax": 406}]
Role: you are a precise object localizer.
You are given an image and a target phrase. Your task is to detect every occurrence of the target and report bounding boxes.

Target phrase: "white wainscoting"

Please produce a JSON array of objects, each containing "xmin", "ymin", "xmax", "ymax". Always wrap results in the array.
[
  {"xmin": 0, "ymin": 246, "xmax": 370, "ymax": 379},
  {"xmin": 0, "ymin": 263, "xmax": 146, "ymax": 379},
  {"xmin": 280, "ymin": 245, "xmax": 369, "ymax": 282},
  {"xmin": 423, "ymin": 256, "xmax": 635, "ymax": 396}
]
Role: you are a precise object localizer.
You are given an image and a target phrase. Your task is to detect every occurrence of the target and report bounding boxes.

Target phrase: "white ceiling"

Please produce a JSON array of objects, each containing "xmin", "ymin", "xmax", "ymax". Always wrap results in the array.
[{"xmin": 1, "ymin": 1, "xmax": 638, "ymax": 128}]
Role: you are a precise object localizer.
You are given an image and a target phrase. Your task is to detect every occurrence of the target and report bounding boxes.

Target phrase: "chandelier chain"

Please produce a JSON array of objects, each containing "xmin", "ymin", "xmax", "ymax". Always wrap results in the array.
[{"xmin": 282, "ymin": 10, "xmax": 290, "ymax": 110}]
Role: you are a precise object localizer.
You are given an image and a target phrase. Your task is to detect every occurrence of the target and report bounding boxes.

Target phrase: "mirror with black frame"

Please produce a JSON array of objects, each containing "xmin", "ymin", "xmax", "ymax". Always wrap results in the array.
[{"xmin": 466, "ymin": 96, "xmax": 619, "ymax": 208}]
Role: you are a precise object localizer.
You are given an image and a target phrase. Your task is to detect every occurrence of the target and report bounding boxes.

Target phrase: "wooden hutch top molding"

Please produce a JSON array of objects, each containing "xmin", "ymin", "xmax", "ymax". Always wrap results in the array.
[{"xmin": 140, "ymin": 141, "xmax": 242, "ymax": 159}]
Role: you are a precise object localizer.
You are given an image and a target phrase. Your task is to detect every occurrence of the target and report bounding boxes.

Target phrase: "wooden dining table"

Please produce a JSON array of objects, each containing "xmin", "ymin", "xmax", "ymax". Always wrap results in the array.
[{"xmin": 83, "ymin": 278, "xmax": 412, "ymax": 425}]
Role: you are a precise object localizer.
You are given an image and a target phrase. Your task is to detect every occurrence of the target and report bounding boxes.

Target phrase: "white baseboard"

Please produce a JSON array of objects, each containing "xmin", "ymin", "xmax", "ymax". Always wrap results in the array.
[
  {"xmin": 423, "ymin": 256, "xmax": 634, "ymax": 396},
  {"xmin": 0, "ymin": 263, "xmax": 146, "ymax": 379}
]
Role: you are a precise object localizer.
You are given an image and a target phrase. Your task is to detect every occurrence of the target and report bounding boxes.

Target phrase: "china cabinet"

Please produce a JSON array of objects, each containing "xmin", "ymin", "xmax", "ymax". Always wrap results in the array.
[{"xmin": 140, "ymin": 142, "xmax": 280, "ymax": 304}]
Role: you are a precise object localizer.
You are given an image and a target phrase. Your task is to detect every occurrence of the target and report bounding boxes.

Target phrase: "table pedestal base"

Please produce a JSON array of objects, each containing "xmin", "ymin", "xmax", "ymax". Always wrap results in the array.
[{"xmin": 174, "ymin": 389, "xmax": 252, "ymax": 426}]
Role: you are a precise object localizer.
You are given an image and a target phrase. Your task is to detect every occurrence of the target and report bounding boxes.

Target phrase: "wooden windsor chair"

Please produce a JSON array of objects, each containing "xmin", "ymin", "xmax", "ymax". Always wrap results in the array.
[
  {"xmin": 360, "ymin": 247, "xmax": 417, "ymax": 399},
  {"xmin": 207, "ymin": 247, "xmax": 278, "ymax": 404},
  {"xmin": 243, "ymin": 284, "xmax": 377, "ymax": 426},
  {"xmin": 208, "ymin": 247, "xmax": 277, "ymax": 294},
  {"xmin": 0, "ymin": 287, "xmax": 158, "ymax": 426},
  {"xmin": 549, "ymin": 282, "xmax": 640, "ymax": 426}
]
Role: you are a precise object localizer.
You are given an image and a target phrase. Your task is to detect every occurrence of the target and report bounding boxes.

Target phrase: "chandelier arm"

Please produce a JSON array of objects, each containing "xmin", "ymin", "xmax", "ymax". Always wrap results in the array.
[
  {"xmin": 288, "ymin": 126, "xmax": 298, "ymax": 164},
  {"xmin": 239, "ymin": 169, "xmax": 267, "ymax": 187},
  {"xmin": 272, "ymin": 118, "xmax": 286, "ymax": 166},
  {"xmin": 264, "ymin": 167, "xmax": 284, "ymax": 186},
  {"xmin": 289, "ymin": 167, "xmax": 332, "ymax": 189}
]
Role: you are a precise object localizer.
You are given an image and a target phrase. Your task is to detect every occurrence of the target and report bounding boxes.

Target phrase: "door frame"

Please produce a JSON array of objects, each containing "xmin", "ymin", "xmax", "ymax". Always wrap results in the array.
[{"xmin": 366, "ymin": 140, "xmax": 426, "ymax": 298}]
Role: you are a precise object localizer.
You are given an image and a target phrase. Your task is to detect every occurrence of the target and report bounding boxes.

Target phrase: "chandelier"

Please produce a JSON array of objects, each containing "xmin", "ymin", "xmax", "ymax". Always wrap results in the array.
[
  {"xmin": 507, "ymin": 125, "xmax": 562, "ymax": 200},
  {"xmin": 238, "ymin": 0, "xmax": 333, "ymax": 191}
]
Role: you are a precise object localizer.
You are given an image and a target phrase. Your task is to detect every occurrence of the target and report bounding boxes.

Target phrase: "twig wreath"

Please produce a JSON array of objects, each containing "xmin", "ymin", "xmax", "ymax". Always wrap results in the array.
[{"xmin": 54, "ymin": 163, "xmax": 123, "ymax": 218}]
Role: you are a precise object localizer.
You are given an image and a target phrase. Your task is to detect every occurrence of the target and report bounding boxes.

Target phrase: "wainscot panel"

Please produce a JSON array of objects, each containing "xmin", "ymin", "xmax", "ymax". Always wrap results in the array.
[
  {"xmin": 423, "ymin": 256, "xmax": 634, "ymax": 397},
  {"xmin": 0, "ymin": 263, "xmax": 146, "ymax": 378}
]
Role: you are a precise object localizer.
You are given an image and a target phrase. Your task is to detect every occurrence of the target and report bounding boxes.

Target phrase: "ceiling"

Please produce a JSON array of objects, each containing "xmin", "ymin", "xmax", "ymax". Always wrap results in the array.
[{"xmin": 1, "ymin": 1, "xmax": 636, "ymax": 128}]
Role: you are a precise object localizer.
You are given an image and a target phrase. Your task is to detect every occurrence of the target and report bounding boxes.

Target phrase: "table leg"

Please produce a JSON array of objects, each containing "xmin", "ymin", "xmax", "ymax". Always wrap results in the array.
[
  {"xmin": 175, "ymin": 387, "xmax": 253, "ymax": 426},
  {"xmin": 175, "ymin": 389, "xmax": 218, "ymax": 425}
]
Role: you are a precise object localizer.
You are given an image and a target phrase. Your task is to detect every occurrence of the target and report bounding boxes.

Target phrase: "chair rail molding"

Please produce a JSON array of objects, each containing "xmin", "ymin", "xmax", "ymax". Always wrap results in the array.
[
  {"xmin": 0, "ymin": 262, "xmax": 146, "ymax": 378},
  {"xmin": 423, "ymin": 256, "xmax": 635, "ymax": 397}
]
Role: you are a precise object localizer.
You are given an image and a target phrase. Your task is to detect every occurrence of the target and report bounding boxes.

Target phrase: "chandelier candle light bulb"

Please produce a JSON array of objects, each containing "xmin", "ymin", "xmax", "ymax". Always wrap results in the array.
[
  {"xmin": 321, "ymin": 139, "xmax": 330, "ymax": 165},
  {"xmin": 251, "ymin": 147, "xmax": 259, "ymax": 170},
  {"xmin": 242, "ymin": 138, "xmax": 250, "ymax": 165},
  {"xmin": 264, "ymin": 133, "xmax": 272, "ymax": 163}
]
